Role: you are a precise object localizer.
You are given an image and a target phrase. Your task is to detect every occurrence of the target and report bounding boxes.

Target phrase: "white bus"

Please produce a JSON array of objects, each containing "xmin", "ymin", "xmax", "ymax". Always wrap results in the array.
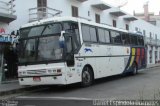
[{"xmin": 17, "ymin": 17, "xmax": 146, "ymax": 86}]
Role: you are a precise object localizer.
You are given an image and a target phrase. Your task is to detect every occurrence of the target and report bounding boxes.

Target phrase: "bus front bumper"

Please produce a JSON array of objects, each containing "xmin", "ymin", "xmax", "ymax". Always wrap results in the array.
[{"xmin": 18, "ymin": 74, "xmax": 66, "ymax": 85}]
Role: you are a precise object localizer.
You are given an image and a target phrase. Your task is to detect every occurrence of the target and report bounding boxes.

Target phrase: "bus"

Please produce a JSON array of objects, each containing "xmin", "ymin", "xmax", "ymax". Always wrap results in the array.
[{"xmin": 17, "ymin": 17, "xmax": 146, "ymax": 86}]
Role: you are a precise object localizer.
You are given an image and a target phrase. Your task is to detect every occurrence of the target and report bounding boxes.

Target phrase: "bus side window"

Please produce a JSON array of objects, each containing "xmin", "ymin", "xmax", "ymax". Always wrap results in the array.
[
  {"xmin": 122, "ymin": 33, "xmax": 126, "ymax": 45},
  {"xmin": 104, "ymin": 30, "xmax": 110, "ymax": 43},
  {"xmin": 89, "ymin": 26, "xmax": 97, "ymax": 42},
  {"xmin": 82, "ymin": 24, "xmax": 90, "ymax": 42},
  {"xmin": 122, "ymin": 33, "xmax": 131, "ymax": 45},
  {"xmin": 82, "ymin": 24, "xmax": 97, "ymax": 43},
  {"xmin": 98, "ymin": 28, "xmax": 105, "ymax": 43},
  {"xmin": 110, "ymin": 31, "xmax": 122, "ymax": 44},
  {"xmin": 130, "ymin": 34, "xmax": 138, "ymax": 45},
  {"xmin": 97, "ymin": 28, "xmax": 110, "ymax": 43},
  {"xmin": 138, "ymin": 36, "xmax": 144, "ymax": 45}
]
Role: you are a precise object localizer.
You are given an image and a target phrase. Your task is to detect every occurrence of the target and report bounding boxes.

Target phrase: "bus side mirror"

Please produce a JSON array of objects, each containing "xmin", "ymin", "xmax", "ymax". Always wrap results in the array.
[{"xmin": 59, "ymin": 31, "xmax": 65, "ymax": 48}]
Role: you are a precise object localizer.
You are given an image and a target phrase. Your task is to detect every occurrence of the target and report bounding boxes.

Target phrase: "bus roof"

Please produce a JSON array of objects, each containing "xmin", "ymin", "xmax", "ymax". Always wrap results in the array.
[{"xmin": 21, "ymin": 16, "xmax": 130, "ymax": 33}]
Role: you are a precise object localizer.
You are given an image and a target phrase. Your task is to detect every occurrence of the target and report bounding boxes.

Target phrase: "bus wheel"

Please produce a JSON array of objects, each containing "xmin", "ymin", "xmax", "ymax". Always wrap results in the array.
[
  {"xmin": 132, "ymin": 63, "xmax": 138, "ymax": 75},
  {"xmin": 81, "ymin": 66, "xmax": 94, "ymax": 87}
]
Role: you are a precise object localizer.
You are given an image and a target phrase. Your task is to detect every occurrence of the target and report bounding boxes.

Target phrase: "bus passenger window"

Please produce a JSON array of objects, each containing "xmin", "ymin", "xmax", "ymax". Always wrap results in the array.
[
  {"xmin": 98, "ymin": 28, "xmax": 105, "ymax": 43},
  {"xmin": 82, "ymin": 24, "xmax": 97, "ymax": 42},
  {"xmin": 130, "ymin": 34, "xmax": 138, "ymax": 45},
  {"xmin": 98, "ymin": 28, "xmax": 110, "ymax": 43},
  {"xmin": 82, "ymin": 25, "xmax": 90, "ymax": 42},
  {"xmin": 121, "ymin": 33, "xmax": 130, "ymax": 45},
  {"xmin": 104, "ymin": 30, "xmax": 110, "ymax": 43},
  {"xmin": 138, "ymin": 36, "xmax": 144, "ymax": 45},
  {"xmin": 90, "ymin": 27, "xmax": 97, "ymax": 42},
  {"xmin": 110, "ymin": 31, "xmax": 122, "ymax": 44}
]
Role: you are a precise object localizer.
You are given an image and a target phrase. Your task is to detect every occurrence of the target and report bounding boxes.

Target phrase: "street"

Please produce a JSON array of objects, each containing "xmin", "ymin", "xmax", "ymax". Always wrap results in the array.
[{"xmin": 3, "ymin": 67, "xmax": 160, "ymax": 106}]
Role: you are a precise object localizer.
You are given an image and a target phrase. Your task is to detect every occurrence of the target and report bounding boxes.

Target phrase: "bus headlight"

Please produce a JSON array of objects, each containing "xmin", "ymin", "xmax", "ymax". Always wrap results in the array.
[
  {"xmin": 48, "ymin": 70, "xmax": 52, "ymax": 73},
  {"xmin": 18, "ymin": 72, "xmax": 22, "ymax": 76}
]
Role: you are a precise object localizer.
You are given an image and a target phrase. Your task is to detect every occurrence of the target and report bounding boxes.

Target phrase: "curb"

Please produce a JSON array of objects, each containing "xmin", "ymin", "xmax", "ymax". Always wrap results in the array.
[
  {"xmin": 146, "ymin": 65, "xmax": 160, "ymax": 69},
  {"xmin": 0, "ymin": 86, "xmax": 42, "ymax": 97}
]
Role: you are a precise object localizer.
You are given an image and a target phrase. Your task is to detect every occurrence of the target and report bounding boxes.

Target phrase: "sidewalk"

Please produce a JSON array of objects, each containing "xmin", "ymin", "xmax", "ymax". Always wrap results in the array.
[
  {"xmin": 147, "ymin": 63, "xmax": 160, "ymax": 68},
  {"xmin": 0, "ymin": 82, "xmax": 41, "ymax": 96}
]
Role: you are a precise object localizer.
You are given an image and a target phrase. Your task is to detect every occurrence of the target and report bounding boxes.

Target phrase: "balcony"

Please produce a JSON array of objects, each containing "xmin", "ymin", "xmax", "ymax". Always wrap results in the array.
[
  {"xmin": 92, "ymin": 3, "xmax": 111, "ymax": 11},
  {"xmin": 29, "ymin": 7, "xmax": 62, "ymax": 22},
  {"xmin": 0, "ymin": 1, "xmax": 17, "ymax": 23},
  {"xmin": 110, "ymin": 11, "xmax": 126, "ymax": 17},
  {"xmin": 124, "ymin": 16, "xmax": 137, "ymax": 21}
]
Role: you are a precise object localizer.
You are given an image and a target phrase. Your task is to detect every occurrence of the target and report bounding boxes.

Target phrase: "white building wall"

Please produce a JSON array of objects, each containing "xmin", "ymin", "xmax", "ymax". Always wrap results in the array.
[
  {"xmin": 130, "ymin": 19, "xmax": 160, "ymax": 39},
  {"xmin": 1, "ymin": 0, "xmax": 37, "ymax": 34}
]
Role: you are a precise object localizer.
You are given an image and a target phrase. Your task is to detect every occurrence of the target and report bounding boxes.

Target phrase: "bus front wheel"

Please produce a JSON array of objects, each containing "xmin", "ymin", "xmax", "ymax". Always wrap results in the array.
[{"xmin": 81, "ymin": 66, "xmax": 94, "ymax": 87}]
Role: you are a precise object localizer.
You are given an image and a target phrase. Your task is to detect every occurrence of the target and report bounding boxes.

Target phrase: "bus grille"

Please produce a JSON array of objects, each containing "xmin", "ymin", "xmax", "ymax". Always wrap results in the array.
[{"xmin": 27, "ymin": 69, "xmax": 47, "ymax": 75}]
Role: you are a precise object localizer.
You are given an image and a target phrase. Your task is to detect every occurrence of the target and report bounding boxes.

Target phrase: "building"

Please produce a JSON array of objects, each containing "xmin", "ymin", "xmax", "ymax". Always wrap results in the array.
[
  {"xmin": 0, "ymin": 0, "xmax": 160, "ymax": 83},
  {"xmin": 134, "ymin": 2, "xmax": 160, "ymax": 65},
  {"xmin": 134, "ymin": 3, "xmax": 160, "ymax": 27}
]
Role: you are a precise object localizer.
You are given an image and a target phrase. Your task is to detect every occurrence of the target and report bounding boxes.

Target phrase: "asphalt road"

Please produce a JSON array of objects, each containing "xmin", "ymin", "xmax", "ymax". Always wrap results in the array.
[{"xmin": 4, "ymin": 67, "xmax": 160, "ymax": 106}]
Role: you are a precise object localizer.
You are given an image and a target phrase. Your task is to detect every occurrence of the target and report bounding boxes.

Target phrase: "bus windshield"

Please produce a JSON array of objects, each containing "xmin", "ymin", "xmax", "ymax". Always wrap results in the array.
[
  {"xmin": 18, "ymin": 23, "xmax": 63, "ymax": 64},
  {"xmin": 18, "ymin": 22, "xmax": 80, "ymax": 65}
]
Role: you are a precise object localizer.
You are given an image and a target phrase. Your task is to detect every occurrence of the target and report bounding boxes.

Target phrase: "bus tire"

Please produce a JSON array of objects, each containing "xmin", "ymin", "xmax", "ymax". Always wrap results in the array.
[
  {"xmin": 132, "ymin": 62, "xmax": 138, "ymax": 75},
  {"xmin": 81, "ymin": 66, "xmax": 94, "ymax": 87}
]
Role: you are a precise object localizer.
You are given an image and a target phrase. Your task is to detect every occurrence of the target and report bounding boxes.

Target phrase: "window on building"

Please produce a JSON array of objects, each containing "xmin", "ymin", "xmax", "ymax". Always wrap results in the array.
[
  {"xmin": 143, "ymin": 30, "xmax": 146, "ymax": 36},
  {"xmin": 150, "ymin": 32, "xmax": 152, "ymax": 38},
  {"xmin": 126, "ymin": 24, "xmax": 129, "ymax": 30},
  {"xmin": 135, "ymin": 27, "xmax": 138, "ymax": 31},
  {"xmin": 72, "ymin": 6, "xmax": 78, "ymax": 17},
  {"xmin": 110, "ymin": 31, "xmax": 122, "ymax": 44},
  {"xmin": 88, "ymin": 11, "xmax": 90, "ymax": 16},
  {"xmin": 82, "ymin": 24, "xmax": 97, "ymax": 42},
  {"xmin": 97, "ymin": 28, "xmax": 110, "ymax": 43},
  {"xmin": 149, "ymin": 50, "xmax": 152, "ymax": 63},
  {"xmin": 95, "ymin": 14, "xmax": 100, "ymax": 23},
  {"xmin": 113, "ymin": 20, "xmax": 116, "ymax": 27},
  {"xmin": 155, "ymin": 34, "xmax": 157, "ymax": 40}
]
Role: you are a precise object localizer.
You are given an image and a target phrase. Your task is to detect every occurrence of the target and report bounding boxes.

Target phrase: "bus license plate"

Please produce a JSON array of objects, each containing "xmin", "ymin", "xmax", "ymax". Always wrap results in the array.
[{"xmin": 33, "ymin": 77, "xmax": 41, "ymax": 82}]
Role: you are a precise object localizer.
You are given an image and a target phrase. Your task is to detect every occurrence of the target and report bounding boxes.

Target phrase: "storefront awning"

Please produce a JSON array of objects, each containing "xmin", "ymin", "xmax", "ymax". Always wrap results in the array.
[
  {"xmin": 110, "ymin": 11, "xmax": 126, "ymax": 17},
  {"xmin": 124, "ymin": 17, "xmax": 138, "ymax": 21},
  {"xmin": 0, "ymin": 12, "xmax": 17, "ymax": 23},
  {"xmin": 92, "ymin": 3, "xmax": 111, "ymax": 10}
]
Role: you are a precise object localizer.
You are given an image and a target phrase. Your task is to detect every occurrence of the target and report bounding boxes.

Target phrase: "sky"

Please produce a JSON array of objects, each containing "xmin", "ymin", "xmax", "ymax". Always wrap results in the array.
[{"xmin": 102, "ymin": 0, "xmax": 160, "ymax": 15}]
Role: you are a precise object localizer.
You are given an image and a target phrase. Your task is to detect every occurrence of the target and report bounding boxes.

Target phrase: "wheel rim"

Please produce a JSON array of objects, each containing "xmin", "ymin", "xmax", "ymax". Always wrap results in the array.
[{"xmin": 82, "ymin": 68, "xmax": 91, "ymax": 84}]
